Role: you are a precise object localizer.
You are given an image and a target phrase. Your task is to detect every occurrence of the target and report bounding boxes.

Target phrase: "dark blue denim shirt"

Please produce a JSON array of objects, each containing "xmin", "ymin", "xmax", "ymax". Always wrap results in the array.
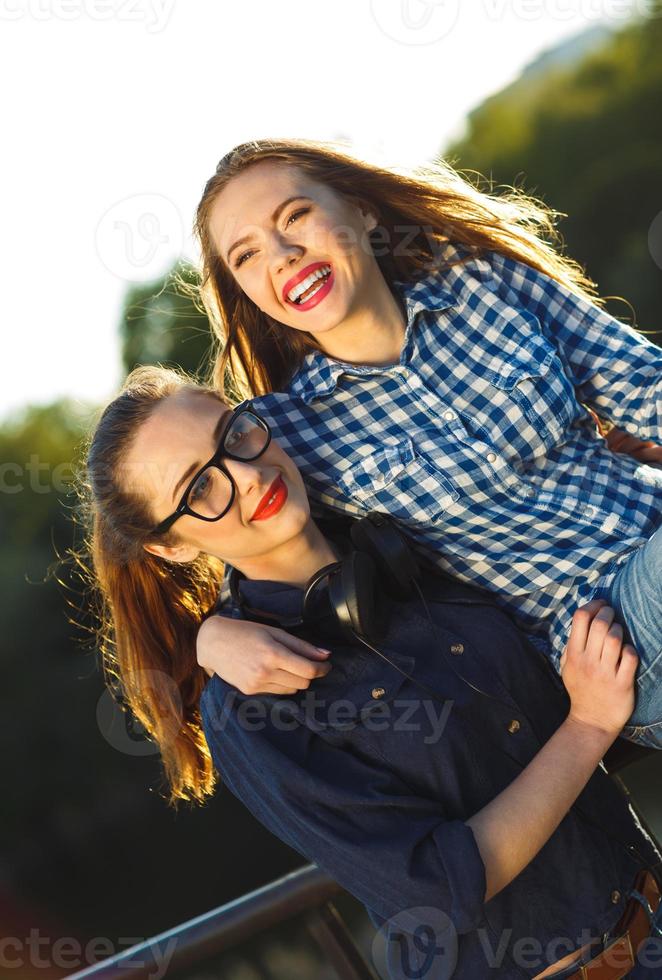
[{"xmin": 199, "ymin": 570, "xmax": 661, "ymax": 979}]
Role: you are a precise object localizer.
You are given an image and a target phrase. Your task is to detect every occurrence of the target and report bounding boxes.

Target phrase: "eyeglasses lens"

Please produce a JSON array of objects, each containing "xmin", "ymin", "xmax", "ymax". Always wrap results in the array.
[
  {"xmin": 185, "ymin": 413, "xmax": 269, "ymax": 520},
  {"xmin": 186, "ymin": 468, "xmax": 233, "ymax": 520},
  {"xmin": 224, "ymin": 412, "xmax": 269, "ymax": 460}
]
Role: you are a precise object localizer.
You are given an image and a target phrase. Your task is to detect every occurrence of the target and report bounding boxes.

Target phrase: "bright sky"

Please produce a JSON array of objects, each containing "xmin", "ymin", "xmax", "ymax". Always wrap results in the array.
[{"xmin": 1, "ymin": 0, "xmax": 645, "ymax": 420}]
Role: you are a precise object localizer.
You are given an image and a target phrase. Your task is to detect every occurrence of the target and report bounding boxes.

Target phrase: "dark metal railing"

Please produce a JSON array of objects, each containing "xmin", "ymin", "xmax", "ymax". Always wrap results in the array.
[
  {"xmin": 604, "ymin": 738, "xmax": 656, "ymax": 774},
  {"xmin": 67, "ymin": 864, "xmax": 378, "ymax": 980}
]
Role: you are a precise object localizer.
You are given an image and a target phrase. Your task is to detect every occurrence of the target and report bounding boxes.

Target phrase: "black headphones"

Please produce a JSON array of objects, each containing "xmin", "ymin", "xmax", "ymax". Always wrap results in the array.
[
  {"xmin": 302, "ymin": 510, "xmax": 420, "ymax": 642},
  {"xmin": 229, "ymin": 511, "xmax": 503, "ymax": 705}
]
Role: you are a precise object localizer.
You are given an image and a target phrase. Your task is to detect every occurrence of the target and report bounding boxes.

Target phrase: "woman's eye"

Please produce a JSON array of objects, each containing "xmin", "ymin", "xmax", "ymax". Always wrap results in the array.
[
  {"xmin": 235, "ymin": 249, "xmax": 254, "ymax": 268},
  {"xmin": 286, "ymin": 207, "xmax": 309, "ymax": 227},
  {"xmin": 190, "ymin": 472, "xmax": 211, "ymax": 502},
  {"xmin": 225, "ymin": 430, "xmax": 245, "ymax": 450},
  {"xmin": 235, "ymin": 209, "xmax": 309, "ymax": 268}
]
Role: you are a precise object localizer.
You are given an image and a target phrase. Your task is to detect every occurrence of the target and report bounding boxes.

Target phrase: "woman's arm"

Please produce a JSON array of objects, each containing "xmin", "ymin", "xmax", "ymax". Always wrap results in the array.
[
  {"xmin": 603, "ymin": 425, "xmax": 662, "ymax": 465},
  {"xmin": 488, "ymin": 250, "xmax": 662, "ymax": 440},
  {"xmin": 586, "ymin": 407, "xmax": 662, "ymax": 465},
  {"xmin": 467, "ymin": 600, "xmax": 636, "ymax": 901}
]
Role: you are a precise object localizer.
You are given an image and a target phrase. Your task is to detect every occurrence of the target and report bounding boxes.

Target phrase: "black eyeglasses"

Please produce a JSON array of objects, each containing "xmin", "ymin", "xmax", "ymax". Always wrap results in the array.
[{"xmin": 152, "ymin": 406, "xmax": 272, "ymax": 535}]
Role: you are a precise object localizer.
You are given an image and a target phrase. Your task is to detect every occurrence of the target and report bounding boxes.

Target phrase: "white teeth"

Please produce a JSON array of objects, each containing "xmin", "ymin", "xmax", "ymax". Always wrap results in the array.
[{"xmin": 287, "ymin": 265, "xmax": 331, "ymax": 303}]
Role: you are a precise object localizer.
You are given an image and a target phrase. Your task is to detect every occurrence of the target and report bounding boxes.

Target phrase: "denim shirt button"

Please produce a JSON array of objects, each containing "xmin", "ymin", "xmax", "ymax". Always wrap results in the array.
[
  {"xmin": 507, "ymin": 719, "xmax": 521, "ymax": 734},
  {"xmin": 611, "ymin": 890, "xmax": 622, "ymax": 904},
  {"xmin": 371, "ymin": 687, "xmax": 386, "ymax": 699},
  {"xmin": 450, "ymin": 643, "xmax": 464, "ymax": 655}
]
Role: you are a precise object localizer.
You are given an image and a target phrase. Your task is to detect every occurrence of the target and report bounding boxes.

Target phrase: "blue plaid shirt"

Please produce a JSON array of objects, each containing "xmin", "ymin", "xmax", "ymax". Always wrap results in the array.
[{"xmin": 226, "ymin": 242, "xmax": 662, "ymax": 666}]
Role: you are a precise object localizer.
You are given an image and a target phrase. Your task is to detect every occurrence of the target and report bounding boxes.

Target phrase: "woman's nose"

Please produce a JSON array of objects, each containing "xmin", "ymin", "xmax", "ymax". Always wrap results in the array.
[
  {"xmin": 223, "ymin": 457, "xmax": 264, "ymax": 496},
  {"xmin": 268, "ymin": 234, "xmax": 302, "ymax": 275}
]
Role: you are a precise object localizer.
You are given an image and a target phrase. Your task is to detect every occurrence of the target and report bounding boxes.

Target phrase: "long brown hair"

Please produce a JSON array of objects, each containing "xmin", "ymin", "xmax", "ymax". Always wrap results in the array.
[
  {"xmin": 193, "ymin": 136, "xmax": 608, "ymax": 401},
  {"xmin": 80, "ymin": 365, "xmax": 224, "ymax": 808}
]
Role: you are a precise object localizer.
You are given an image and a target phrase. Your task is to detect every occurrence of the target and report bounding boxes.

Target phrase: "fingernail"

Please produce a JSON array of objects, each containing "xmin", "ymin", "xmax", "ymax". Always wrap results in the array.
[{"xmin": 317, "ymin": 648, "xmax": 332, "ymax": 656}]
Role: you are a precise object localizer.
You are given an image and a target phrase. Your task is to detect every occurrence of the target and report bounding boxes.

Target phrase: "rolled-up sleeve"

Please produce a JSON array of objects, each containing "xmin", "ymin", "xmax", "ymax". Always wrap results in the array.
[
  {"xmin": 200, "ymin": 680, "xmax": 487, "ymax": 937},
  {"xmin": 488, "ymin": 249, "xmax": 662, "ymax": 440}
]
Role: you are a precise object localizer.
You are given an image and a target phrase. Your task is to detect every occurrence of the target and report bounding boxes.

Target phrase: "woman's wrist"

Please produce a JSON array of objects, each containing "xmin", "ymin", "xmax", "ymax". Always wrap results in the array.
[{"xmin": 561, "ymin": 712, "xmax": 619, "ymax": 756}]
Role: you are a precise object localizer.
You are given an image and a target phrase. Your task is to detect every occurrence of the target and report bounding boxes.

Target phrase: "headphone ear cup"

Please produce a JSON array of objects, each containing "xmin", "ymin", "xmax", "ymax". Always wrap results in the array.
[
  {"xmin": 328, "ymin": 552, "xmax": 383, "ymax": 641},
  {"xmin": 350, "ymin": 512, "xmax": 420, "ymax": 599}
]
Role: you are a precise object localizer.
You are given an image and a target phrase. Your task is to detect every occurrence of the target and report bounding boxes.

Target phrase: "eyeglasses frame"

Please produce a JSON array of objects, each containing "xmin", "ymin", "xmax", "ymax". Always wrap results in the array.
[{"xmin": 151, "ymin": 405, "xmax": 272, "ymax": 536}]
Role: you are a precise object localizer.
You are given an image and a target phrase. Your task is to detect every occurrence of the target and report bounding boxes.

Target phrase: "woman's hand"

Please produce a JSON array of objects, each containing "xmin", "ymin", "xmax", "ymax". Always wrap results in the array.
[
  {"xmin": 559, "ymin": 599, "xmax": 638, "ymax": 737},
  {"xmin": 604, "ymin": 426, "xmax": 662, "ymax": 465},
  {"xmin": 197, "ymin": 614, "xmax": 333, "ymax": 695},
  {"xmin": 469, "ymin": 599, "xmax": 637, "ymax": 902}
]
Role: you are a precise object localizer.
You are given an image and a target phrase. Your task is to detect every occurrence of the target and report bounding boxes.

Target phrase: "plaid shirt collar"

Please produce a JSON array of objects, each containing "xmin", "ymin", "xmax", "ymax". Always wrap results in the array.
[{"xmin": 288, "ymin": 271, "xmax": 456, "ymax": 404}]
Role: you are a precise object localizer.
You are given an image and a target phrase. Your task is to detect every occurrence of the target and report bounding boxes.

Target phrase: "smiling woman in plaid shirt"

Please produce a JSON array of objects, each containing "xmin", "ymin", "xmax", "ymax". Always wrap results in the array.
[{"xmin": 192, "ymin": 137, "xmax": 662, "ymax": 747}]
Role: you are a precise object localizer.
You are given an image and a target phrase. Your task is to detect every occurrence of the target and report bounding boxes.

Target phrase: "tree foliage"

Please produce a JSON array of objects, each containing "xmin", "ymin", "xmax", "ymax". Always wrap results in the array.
[
  {"xmin": 119, "ymin": 260, "xmax": 215, "ymax": 380},
  {"xmin": 445, "ymin": 9, "xmax": 662, "ymax": 345}
]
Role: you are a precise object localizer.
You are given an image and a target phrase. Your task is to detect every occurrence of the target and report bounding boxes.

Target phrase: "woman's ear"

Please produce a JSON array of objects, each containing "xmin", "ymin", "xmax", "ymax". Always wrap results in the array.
[
  {"xmin": 143, "ymin": 541, "xmax": 200, "ymax": 564},
  {"xmin": 359, "ymin": 204, "xmax": 379, "ymax": 233},
  {"xmin": 349, "ymin": 196, "xmax": 379, "ymax": 233}
]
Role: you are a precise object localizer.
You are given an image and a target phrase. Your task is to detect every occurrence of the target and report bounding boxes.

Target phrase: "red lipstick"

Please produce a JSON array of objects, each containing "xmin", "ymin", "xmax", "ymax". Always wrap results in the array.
[
  {"xmin": 250, "ymin": 474, "xmax": 288, "ymax": 522},
  {"xmin": 282, "ymin": 261, "xmax": 334, "ymax": 311}
]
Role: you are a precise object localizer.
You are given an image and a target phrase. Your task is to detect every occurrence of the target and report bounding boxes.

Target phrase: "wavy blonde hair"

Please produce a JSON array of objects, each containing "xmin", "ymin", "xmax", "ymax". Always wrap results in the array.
[{"xmin": 193, "ymin": 136, "xmax": 608, "ymax": 401}]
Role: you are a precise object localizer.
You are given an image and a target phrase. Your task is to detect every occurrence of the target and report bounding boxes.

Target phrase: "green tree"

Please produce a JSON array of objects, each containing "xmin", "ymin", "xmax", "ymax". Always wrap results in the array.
[
  {"xmin": 120, "ymin": 261, "xmax": 214, "ymax": 379},
  {"xmin": 444, "ymin": 9, "xmax": 662, "ymax": 346}
]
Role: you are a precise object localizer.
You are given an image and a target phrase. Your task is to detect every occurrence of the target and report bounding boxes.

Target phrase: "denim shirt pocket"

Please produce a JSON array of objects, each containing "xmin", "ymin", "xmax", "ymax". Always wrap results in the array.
[
  {"xmin": 278, "ymin": 647, "xmax": 418, "ymax": 747},
  {"xmin": 333, "ymin": 436, "xmax": 460, "ymax": 523}
]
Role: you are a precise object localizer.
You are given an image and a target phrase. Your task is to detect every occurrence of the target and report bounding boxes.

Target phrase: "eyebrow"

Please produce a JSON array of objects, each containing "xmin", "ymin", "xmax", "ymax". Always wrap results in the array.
[
  {"xmin": 225, "ymin": 195, "xmax": 312, "ymax": 264},
  {"xmin": 171, "ymin": 408, "xmax": 232, "ymax": 505}
]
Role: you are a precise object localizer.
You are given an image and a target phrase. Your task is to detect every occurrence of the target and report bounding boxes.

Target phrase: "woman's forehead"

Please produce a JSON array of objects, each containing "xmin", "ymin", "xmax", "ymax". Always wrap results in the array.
[
  {"xmin": 221, "ymin": 159, "xmax": 311, "ymax": 201},
  {"xmin": 122, "ymin": 390, "xmax": 224, "ymax": 498},
  {"xmin": 136, "ymin": 390, "xmax": 220, "ymax": 456},
  {"xmin": 210, "ymin": 162, "xmax": 325, "ymax": 249}
]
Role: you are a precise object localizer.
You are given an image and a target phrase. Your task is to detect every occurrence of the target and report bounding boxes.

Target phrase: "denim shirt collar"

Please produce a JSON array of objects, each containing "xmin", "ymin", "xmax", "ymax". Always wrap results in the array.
[
  {"xmin": 287, "ymin": 273, "xmax": 456, "ymax": 405},
  {"xmin": 238, "ymin": 577, "xmax": 305, "ymax": 621}
]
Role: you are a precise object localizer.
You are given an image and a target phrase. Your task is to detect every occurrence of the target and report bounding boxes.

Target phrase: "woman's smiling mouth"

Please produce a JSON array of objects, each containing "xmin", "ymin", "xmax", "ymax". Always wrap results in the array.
[
  {"xmin": 250, "ymin": 474, "xmax": 288, "ymax": 521},
  {"xmin": 282, "ymin": 262, "xmax": 334, "ymax": 311}
]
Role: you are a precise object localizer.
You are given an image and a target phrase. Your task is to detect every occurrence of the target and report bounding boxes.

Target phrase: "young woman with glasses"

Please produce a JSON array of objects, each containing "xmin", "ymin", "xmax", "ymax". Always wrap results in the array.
[
  {"xmin": 191, "ymin": 137, "xmax": 662, "ymax": 748},
  {"xmin": 82, "ymin": 364, "xmax": 662, "ymax": 979}
]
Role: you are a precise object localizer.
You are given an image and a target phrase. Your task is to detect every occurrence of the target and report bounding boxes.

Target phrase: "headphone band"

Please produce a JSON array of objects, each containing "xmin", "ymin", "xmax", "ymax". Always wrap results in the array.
[{"xmin": 301, "ymin": 561, "xmax": 343, "ymax": 614}]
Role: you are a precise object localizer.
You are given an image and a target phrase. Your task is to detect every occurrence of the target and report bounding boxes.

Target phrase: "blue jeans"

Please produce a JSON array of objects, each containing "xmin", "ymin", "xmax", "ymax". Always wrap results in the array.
[{"xmin": 602, "ymin": 523, "xmax": 662, "ymax": 749}]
